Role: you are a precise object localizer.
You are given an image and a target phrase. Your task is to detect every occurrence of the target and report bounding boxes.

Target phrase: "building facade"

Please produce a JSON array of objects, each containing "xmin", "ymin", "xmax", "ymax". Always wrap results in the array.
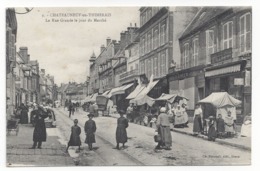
[{"xmin": 169, "ymin": 7, "xmax": 251, "ymax": 121}]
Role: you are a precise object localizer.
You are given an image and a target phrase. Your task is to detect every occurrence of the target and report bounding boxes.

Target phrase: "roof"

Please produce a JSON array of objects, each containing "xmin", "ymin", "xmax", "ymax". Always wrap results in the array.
[{"xmin": 180, "ymin": 7, "xmax": 231, "ymax": 40}]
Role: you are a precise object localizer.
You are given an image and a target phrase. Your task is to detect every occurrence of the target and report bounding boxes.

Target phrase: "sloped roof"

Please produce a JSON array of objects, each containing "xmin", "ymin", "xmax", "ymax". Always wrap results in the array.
[{"xmin": 180, "ymin": 7, "xmax": 231, "ymax": 40}]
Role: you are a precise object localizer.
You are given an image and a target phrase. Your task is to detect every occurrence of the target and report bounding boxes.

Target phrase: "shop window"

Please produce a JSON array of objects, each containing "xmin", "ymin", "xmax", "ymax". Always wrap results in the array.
[
  {"xmin": 240, "ymin": 13, "xmax": 251, "ymax": 53},
  {"xmin": 223, "ymin": 21, "xmax": 233, "ymax": 49}
]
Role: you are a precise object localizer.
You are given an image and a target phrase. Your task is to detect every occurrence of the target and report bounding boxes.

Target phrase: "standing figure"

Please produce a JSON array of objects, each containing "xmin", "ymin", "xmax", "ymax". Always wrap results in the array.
[
  {"xmin": 181, "ymin": 103, "xmax": 189, "ymax": 127},
  {"xmin": 207, "ymin": 116, "xmax": 217, "ymax": 141},
  {"xmin": 174, "ymin": 105, "xmax": 185, "ymax": 128},
  {"xmin": 19, "ymin": 103, "xmax": 29, "ymax": 124},
  {"xmin": 116, "ymin": 110, "xmax": 129, "ymax": 149},
  {"xmin": 68, "ymin": 103, "xmax": 75, "ymax": 118},
  {"xmin": 240, "ymin": 113, "xmax": 251, "ymax": 137},
  {"xmin": 156, "ymin": 107, "xmax": 172, "ymax": 150},
  {"xmin": 126, "ymin": 104, "xmax": 134, "ymax": 122},
  {"xmin": 84, "ymin": 114, "xmax": 96, "ymax": 150},
  {"xmin": 88, "ymin": 102, "xmax": 95, "ymax": 116},
  {"xmin": 216, "ymin": 114, "xmax": 225, "ymax": 138},
  {"xmin": 193, "ymin": 104, "xmax": 203, "ymax": 135},
  {"xmin": 225, "ymin": 111, "xmax": 235, "ymax": 138},
  {"xmin": 29, "ymin": 106, "xmax": 48, "ymax": 149},
  {"xmin": 66, "ymin": 119, "xmax": 81, "ymax": 152}
]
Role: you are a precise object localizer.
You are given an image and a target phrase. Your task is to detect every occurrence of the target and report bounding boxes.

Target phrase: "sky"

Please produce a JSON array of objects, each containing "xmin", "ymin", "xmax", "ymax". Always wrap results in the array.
[{"xmin": 16, "ymin": 7, "xmax": 139, "ymax": 85}]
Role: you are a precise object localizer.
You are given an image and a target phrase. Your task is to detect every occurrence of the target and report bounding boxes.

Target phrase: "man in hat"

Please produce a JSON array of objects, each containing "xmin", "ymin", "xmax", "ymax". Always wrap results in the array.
[
  {"xmin": 116, "ymin": 110, "xmax": 129, "ymax": 149},
  {"xmin": 84, "ymin": 113, "xmax": 96, "ymax": 150},
  {"xmin": 156, "ymin": 107, "xmax": 172, "ymax": 150}
]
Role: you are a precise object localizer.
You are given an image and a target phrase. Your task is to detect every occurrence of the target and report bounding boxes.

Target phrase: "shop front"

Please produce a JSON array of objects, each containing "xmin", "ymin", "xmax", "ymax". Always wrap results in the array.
[
  {"xmin": 204, "ymin": 60, "xmax": 249, "ymax": 123},
  {"xmin": 168, "ymin": 65, "xmax": 205, "ymax": 113}
]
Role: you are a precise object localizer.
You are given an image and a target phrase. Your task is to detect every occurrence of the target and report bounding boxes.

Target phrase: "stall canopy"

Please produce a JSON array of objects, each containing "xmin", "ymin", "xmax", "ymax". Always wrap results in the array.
[
  {"xmin": 129, "ymin": 95, "xmax": 155, "ymax": 107},
  {"xmin": 155, "ymin": 93, "xmax": 188, "ymax": 104},
  {"xmin": 198, "ymin": 92, "xmax": 241, "ymax": 108},
  {"xmin": 126, "ymin": 84, "xmax": 145, "ymax": 99},
  {"xmin": 102, "ymin": 90, "xmax": 110, "ymax": 97},
  {"xmin": 137, "ymin": 80, "xmax": 159, "ymax": 97}
]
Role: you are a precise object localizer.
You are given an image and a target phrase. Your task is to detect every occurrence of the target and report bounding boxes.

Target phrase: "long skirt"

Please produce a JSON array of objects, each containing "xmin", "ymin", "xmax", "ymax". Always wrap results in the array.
[
  {"xmin": 85, "ymin": 132, "xmax": 96, "ymax": 144},
  {"xmin": 193, "ymin": 115, "xmax": 202, "ymax": 133},
  {"xmin": 240, "ymin": 123, "xmax": 251, "ymax": 137},
  {"xmin": 208, "ymin": 125, "xmax": 217, "ymax": 140},
  {"xmin": 68, "ymin": 134, "xmax": 81, "ymax": 146},
  {"xmin": 225, "ymin": 125, "xmax": 234, "ymax": 133},
  {"xmin": 159, "ymin": 126, "xmax": 172, "ymax": 147},
  {"xmin": 20, "ymin": 111, "xmax": 28, "ymax": 124},
  {"xmin": 116, "ymin": 126, "xmax": 127, "ymax": 143}
]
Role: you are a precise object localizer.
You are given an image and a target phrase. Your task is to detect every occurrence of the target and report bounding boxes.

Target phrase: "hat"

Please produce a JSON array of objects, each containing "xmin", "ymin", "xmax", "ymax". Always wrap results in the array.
[
  {"xmin": 87, "ymin": 113, "xmax": 94, "ymax": 117},
  {"xmin": 118, "ymin": 109, "xmax": 125, "ymax": 115},
  {"xmin": 160, "ymin": 107, "xmax": 166, "ymax": 113},
  {"xmin": 209, "ymin": 116, "xmax": 214, "ymax": 119}
]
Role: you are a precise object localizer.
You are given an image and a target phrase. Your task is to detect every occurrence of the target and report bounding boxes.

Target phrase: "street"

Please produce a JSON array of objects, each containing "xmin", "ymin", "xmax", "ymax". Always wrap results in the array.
[{"xmin": 53, "ymin": 108, "xmax": 251, "ymax": 166}]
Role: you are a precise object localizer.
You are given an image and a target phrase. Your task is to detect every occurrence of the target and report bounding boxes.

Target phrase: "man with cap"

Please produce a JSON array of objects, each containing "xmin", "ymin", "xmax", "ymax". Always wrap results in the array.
[
  {"xmin": 84, "ymin": 113, "xmax": 96, "ymax": 150},
  {"xmin": 156, "ymin": 107, "xmax": 172, "ymax": 150}
]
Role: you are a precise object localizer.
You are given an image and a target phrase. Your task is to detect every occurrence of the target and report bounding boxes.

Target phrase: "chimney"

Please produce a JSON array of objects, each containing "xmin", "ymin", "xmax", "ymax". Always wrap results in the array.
[
  {"xmin": 41, "ymin": 69, "xmax": 45, "ymax": 75},
  {"xmin": 120, "ymin": 32, "xmax": 126, "ymax": 49},
  {"xmin": 19, "ymin": 47, "xmax": 29, "ymax": 63},
  {"xmin": 100, "ymin": 45, "xmax": 105, "ymax": 53},
  {"xmin": 27, "ymin": 54, "xmax": 30, "ymax": 62},
  {"xmin": 106, "ymin": 37, "xmax": 111, "ymax": 46}
]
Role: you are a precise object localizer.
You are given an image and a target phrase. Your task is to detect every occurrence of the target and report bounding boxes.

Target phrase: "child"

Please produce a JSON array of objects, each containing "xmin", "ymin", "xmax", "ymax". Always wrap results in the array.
[
  {"xmin": 84, "ymin": 114, "xmax": 96, "ymax": 150},
  {"xmin": 66, "ymin": 119, "xmax": 81, "ymax": 152},
  {"xmin": 216, "ymin": 114, "xmax": 225, "ymax": 139},
  {"xmin": 207, "ymin": 116, "xmax": 217, "ymax": 141}
]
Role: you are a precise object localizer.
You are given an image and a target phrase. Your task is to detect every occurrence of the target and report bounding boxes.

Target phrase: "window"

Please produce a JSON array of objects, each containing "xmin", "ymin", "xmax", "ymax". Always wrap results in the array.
[
  {"xmin": 141, "ymin": 37, "xmax": 145, "ymax": 55},
  {"xmin": 147, "ymin": 33, "xmax": 152, "ymax": 52},
  {"xmin": 183, "ymin": 43, "xmax": 189, "ymax": 69},
  {"xmin": 240, "ymin": 13, "xmax": 251, "ymax": 53},
  {"xmin": 153, "ymin": 56, "xmax": 158, "ymax": 77},
  {"xmin": 160, "ymin": 53, "xmax": 166, "ymax": 76},
  {"xmin": 147, "ymin": 59, "xmax": 152, "ymax": 78},
  {"xmin": 160, "ymin": 24, "xmax": 166, "ymax": 45},
  {"xmin": 135, "ymin": 63, "xmax": 139, "ymax": 71},
  {"xmin": 140, "ymin": 61, "xmax": 145, "ymax": 74},
  {"xmin": 153, "ymin": 27, "xmax": 159, "ymax": 49},
  {"xmin": 223, "ymin": 21, "xmax": 233, "ymax": 49},
  {"xmin": 206, "ymin": 29, "xmax": 215, "ymax": 64},
  {"xmin": 147, "ymin": 9, "xmax": 152, "ymax": 21},
  {"xmin": 192, "ymin": 38, "xmax": 199, "ymax": 67}
]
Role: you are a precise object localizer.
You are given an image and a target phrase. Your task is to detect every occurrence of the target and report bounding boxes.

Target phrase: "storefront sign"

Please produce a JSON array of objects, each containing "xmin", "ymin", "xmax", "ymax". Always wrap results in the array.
[{"xmin": 234, "ymin": 78, "xmax": 244, "ymax": 85}]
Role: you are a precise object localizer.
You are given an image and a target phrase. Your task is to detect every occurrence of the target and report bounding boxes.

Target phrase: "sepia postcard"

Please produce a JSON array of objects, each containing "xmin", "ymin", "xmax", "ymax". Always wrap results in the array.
[{"xmin": 5, "ymin": 6, "xmax": 252, "ymax": 166}]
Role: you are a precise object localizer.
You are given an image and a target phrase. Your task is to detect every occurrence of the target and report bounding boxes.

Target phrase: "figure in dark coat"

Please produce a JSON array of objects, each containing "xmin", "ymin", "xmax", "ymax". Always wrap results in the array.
[
  {"xmin": 30, "ymin": 106, "xmax": 48, "ymax": 149},
  {"xmin": 19, "ymin": 103, "xmax": 29, "ymax": 124},
  {"xmin": 66, "ymin": 119, "xmax": 81, "ymax": 152},
  {"xmin": 216, "ymin": 114, "xmax": 225, "ymax": 138},
  {"xmin": 84, "ymin": 114, "xmax": 96, "ymax": 150},
  {"xmin": 116, "ymin": 110, "xmax": 129, "ymax": 149},
  {"xmin": 69, "ymin": 103, "xmax": 75, "ymax": 118},
  {"xmin": 208, "ymin": 116, "xmax": 217, "ymax": 141}
]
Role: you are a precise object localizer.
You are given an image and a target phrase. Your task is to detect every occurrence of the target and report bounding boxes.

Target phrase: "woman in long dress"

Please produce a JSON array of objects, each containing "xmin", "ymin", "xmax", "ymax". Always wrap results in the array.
[
  {"xmin": 207, "ymin": 116, "xmax": 217, "ymax": 141},
  {"xmin": 20, "ymin": 103, "xmax": 29, "ymax": 124},
  {"xmin": 240, "ymin": 113, "xmax": 251, "ymax": 137},
  {"xmin": 66, "ymin": 119, "xmax": 81, "ymax": 152},
  {"xmin": 216, "ymin": 114, "xmax": 225, "ymax": 138},
  {"xmin": 193, "ymin": 104, "xmax": 203, "ymax": 135},
  {"xmin": 156, "ymin": 107, "xmax": 172, "ymax": 150},
  {"xmin": 116, "ymin": 110, "xmax": 129, "ymax": 149},
  {"xmin": 84, "ymin": 114, "xmax": 96, "ymax": 150},
  {"xmin": 174, "ymin": 105, "xmax": 185, "ymax": 128},
  {"xmin": 225, "ymin": 111, "xmax": 235, "ymax": 138}
]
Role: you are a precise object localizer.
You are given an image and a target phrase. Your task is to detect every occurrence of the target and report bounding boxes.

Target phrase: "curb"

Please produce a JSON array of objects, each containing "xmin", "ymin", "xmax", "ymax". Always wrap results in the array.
[{"xmin": 171, "ymin": 128, "xmax": 251, "ymax": 151}]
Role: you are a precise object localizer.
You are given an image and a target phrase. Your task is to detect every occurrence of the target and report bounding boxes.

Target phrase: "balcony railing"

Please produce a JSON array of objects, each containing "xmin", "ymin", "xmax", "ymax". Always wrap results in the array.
[
  {"xmin": 119, "ymin": 70, "xmax": 138, "ymax": 79},
  {"xmin": 211, "ymin": 48, "xmax": 232, "ymax": 64}
]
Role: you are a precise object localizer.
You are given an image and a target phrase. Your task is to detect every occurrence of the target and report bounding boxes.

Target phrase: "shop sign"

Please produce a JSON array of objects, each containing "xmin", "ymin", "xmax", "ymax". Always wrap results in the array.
[{"xmin": 234, "ymin": 78, "xmax": 244, "ymax": 85}]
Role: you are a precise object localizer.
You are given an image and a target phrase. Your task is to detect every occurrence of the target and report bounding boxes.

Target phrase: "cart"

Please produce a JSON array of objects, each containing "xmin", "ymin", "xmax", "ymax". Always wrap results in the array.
[
  {"xmin": 7, "ymin": 119, "xmax": 20, "ymax": 136},
  {"xmin": 96, "ymin": 95, "xmax": 109, "ymax": 116}
]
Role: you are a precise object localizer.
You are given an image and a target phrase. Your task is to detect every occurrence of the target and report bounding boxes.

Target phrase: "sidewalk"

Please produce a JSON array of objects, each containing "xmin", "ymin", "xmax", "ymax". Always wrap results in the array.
[
  {"xmin": 109, "ymin": 113, "xmax": 251, "ymax": 151},
  {"xmin": 6, "ymin": 124, "xmax": 75, "ymax": 166}
]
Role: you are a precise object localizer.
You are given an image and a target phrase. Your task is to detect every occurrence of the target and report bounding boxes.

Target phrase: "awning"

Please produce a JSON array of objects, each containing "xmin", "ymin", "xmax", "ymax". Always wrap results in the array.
[
  {"xmin": 89, "ymin": 93, "xmax": 98, "ymax": 102},
  {"xmin": 135, "ymin": 80, "xmax": 159, "ymax": 98},
  {"xmin": 129, "ymin": 95, "xmax": 155, "ymax": 107},
  {"xmin": 111, "ymin": 83, "xmax": 134, "ymax": 96},
  {"xmin": 102, "ymin": 90, "xmax": 110, "ymax": 96},
  {"xmin": 205, "ymin": 64, "xmax": 241, "ymax": 77},
  {"xmin": 126, "ymin": 84, "xmax": 145, "ymax": 99}
]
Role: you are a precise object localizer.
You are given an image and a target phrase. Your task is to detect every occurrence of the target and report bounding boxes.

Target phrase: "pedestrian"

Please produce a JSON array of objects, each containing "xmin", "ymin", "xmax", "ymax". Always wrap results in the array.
[
  {"xmin": 29, "ymin": 106, "xmax": 48, "ymax": 149},
  {"xmin": 66, "ymin": 119, "xmax": 81, "ymax": 152},
  {"xmin": 19, "ymin": 103, "xmax": 29, "ymax": 124},
  {"xmin": 116, "ymin": 110, "xmax": 129, "ymax": 150},
  {"xmin": 126, "ymin": 104, "xmax": 134, "ymax": 122},
  {"xmin": 84, "ymin": 113, "xmax": 96, "ymax": 150},
  {"xmin": 240, "ymin": 113, "xmax": 251, "ymax": 137},
  {"xmin": 207, "ymin": 116, "xmax": 217, "ymax": 141},
  {"xmin": 89, "ymin": 102, "xmax": 95, "ymax": 116},
  {"xmin": 93, "ymin": 102, "xmax": 99, "ymax": 117},
  {"xmin": 193, "ymin": 104, "xmax": 203, "ymax": 135},
  {"xmin": 181, "ymin": 103, "xmax": 189, "ymax": 127},
  {"xmin": 225, "ymin": 111, "xmax": 235, "ymax": 138},
  {"xmin": 216, "ymin": 113, "xmax": 225, "ymax": 139},
  {"xmin": 174, "ymin": 105, "xmax": 185, "ymax": 128},
  {"xmin": 68, "ymin": 103, "xmax": 75, "ymax": 118},
  {"xmin": 156, "ymin": 107, "xmax": 172, "ymax": 150}
]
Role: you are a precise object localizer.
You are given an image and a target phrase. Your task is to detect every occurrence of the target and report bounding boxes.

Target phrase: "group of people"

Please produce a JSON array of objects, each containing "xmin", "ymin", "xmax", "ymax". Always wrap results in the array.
[{"xmin": 66, "ymin": 110, "xmax": 129, "ymax": 152}]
